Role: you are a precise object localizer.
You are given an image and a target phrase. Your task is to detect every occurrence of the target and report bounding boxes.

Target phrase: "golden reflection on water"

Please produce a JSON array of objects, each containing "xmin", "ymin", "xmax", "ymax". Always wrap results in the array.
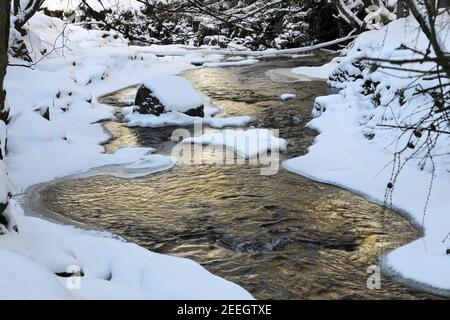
[{"xmin": 39, "ymin": 57, "xmax": 438, "ymax": 300}]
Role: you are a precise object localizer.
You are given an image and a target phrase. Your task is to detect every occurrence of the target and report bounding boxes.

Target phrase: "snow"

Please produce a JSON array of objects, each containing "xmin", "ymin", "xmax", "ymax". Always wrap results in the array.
[
  {"xmin": 3, "ymin": 202, "xmax": 253, "ymax": 300},
  {"xmin": 280, "ymin": 93, "xmax": 296, "ymax": 101},
  {"xmin": 284, "ymin": 16, "xmax": 450, "ymax": 293},
  {"xmin": 0, "ymin": 12, "xmax": 253, "ymax": 299},
  {"xmin": 42, "ymin": 0, "xmax": 145, "ymax": 11},
  {"xmin": 140, "ymin": 76, "xmax": 203, "ymax": 113},
  {"xmin": 5, "ymin": 5, "xmax": 448, "ymax": 300},
  {"xmin": 62, "ymin": 227, "xmax": 253, "ymax": 300},
  {"xmin": 265, "ymin": 68, "xmax": 319, "ymax": 83},
  {"xmin": 203, "ymin": 59, "xmax": 259, "ymax": 68},
  {"xmin": 208, "ymin": 116, "xmax": 253, "ymax": 129},
  {"xmin": 123, "ymin": 105, "xmax": 252, "ymax": 129},
  {"xmin": 183, "ymin": 128, "xmax": 287, "ymax": 158},
  {"xmin": 225, "ymin": 56, "xmax": 247, "ymax": 61},
  {"xmin": 0, "ymin": 249, "xmax": 73, "ymax": 300},
  {"xmin": 291, "ymin": 61, "xmax": 336, "ymax": 80},
  {"xmin": 42, "ymin": 1, "xmax": 354, "ymax": 53},
  {"xmin": 190, "ymin": 31, "xmax": 357, "ymax": 57}
]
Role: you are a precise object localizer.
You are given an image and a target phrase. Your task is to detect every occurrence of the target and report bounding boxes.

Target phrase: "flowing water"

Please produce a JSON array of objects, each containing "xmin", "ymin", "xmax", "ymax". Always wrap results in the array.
[{"xmin": 30, "ymin": 55, "xmax": 437, "ymax": 299}]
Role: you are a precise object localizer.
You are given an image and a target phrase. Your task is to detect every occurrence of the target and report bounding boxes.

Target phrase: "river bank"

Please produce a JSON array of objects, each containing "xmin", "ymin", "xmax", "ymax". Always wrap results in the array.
[{"xmin": 25, "ymin": 56, "xmax": 440, "ymax": 299}]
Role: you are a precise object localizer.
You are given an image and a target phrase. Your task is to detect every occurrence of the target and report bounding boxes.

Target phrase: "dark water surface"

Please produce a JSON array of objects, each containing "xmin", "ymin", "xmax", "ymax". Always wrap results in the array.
[{"xmin": 34, "ymin": 55, "xmax": 436, "ymax": 299}]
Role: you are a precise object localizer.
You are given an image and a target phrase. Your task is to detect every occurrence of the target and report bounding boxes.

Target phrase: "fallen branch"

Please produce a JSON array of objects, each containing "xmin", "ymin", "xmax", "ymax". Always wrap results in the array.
[{"xmin": 187, "ymin": 29, "xmax": 357, "ymax": 57}]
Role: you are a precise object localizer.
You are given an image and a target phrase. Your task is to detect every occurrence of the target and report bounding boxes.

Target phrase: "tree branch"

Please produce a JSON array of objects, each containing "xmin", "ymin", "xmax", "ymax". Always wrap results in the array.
[{"xmin": 405, "ymin": 0, "xmax": 450, "ymax": 79}]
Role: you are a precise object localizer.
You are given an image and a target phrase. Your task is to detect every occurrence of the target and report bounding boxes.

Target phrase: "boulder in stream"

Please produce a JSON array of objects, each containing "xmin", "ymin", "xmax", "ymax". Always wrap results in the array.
[{"xmin": 134, "ymin": 76, "xmax": 204, "ymax": 117}]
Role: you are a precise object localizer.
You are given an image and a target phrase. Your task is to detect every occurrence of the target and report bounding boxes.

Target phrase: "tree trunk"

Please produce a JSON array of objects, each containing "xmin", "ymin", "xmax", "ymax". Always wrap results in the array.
[
  {"xmin": 0, "ymin": 1, "xmax": 10, "ymax": 137},
  {"xmin": 0, "ymin": 0, "xmax": 11, "ymax": 227},
  {"xmin": 13, "ymin": 0, "xmax": 20, "ymax": 16}
]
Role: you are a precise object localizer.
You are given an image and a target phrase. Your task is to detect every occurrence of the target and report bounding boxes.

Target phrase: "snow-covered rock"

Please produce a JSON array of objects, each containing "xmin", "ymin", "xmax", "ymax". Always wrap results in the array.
[
  {"xmin": 134, "ymin": 76, "xmax": 204, "ymax": 116},
  {"xmin": 183, "ymin": 128, "xmax": 287, "ymax": 158},
  {"xmin": 280, "ymin": 93, "xmax": 296, "ymax": 101},
  {"xmin": 123, "ymin": 104, "xmax": 252, "ymax": 129}
]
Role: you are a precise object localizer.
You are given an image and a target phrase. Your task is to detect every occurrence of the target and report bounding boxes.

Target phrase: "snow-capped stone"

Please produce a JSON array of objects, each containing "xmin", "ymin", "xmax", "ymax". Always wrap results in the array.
[
  {"xmin": 134, "ymin": 76, "xmax": 204, "ymax": 117},
  {"xmin": 182, "ymin": 128, "xmax": 287, "ymax": 158},
  {"xmin": 280, "ymin": 93, "xmax": 296, "ymax": 101}
]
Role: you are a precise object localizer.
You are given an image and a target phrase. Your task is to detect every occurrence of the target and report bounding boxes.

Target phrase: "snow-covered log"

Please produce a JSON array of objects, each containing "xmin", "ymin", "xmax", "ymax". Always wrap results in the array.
[{"xmin": 189, "ymin": 30, "xmax": 357, "ymax": 57}]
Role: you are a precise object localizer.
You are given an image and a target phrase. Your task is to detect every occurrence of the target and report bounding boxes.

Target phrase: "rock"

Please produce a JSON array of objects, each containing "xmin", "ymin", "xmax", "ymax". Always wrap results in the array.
[
  {"xmin": 35, "ymin": 106, "xmax": 50, "ymax": 121},
  {"xmin": 184, "ymin": 105, "xmax": 204, "ymax": 117},
  {"xmin": 134, "ymin": 85, "xmax": 165, "ymax": 116},
  {"xmin": 293, "ymin": 115, "xmax": 303, "ymax": 124},
  {"xmin": 9, "ymin": 37, "xmax": 32, "ymax": 62},
  {"xmin": 280, "ymin": 93, "xmax": 296, "ymax": 101},
  {"xmin": 134, "ymin": 77, "xmax": 205, "ymax": 117}
]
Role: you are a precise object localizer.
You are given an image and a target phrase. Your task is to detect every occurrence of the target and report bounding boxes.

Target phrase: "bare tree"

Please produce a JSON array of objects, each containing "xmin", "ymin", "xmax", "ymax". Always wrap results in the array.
[
  {"xmin": 406, "ymin": 0, "xmax": 450, "ymax": 78},
  {"xmin": 0, "ymin": 0, "xmax": 11, "ymax": 227},
  {"xmin": 73, "ymin": 0, "xmax": 320, "ymax": 49}
]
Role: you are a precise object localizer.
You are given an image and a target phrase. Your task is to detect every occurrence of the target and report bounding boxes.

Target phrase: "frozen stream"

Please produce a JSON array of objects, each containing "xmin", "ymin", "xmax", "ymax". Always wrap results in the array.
[{"xmin": 27, "ymin": 55, "xmax": 437, "ymax": 299}]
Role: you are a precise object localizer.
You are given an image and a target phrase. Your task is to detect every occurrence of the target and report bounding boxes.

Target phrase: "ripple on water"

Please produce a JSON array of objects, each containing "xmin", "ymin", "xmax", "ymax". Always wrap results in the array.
[{"xmin": 36, "ymin": 55, "xmax": 438, "ymax": 299}]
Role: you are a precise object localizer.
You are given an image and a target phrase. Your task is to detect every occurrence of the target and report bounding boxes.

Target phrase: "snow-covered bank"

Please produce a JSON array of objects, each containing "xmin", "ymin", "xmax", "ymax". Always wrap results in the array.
[
  {"xmin": 1, "ymin": 13, "xmax": 252, "ymax": 299},
  {"xmin": 1, "ymin": 199, "xmax": 253, "ymax": 300},
  {"xmin": 284, "ymin": 17, "xmax": 450, "ymax": 293}
]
